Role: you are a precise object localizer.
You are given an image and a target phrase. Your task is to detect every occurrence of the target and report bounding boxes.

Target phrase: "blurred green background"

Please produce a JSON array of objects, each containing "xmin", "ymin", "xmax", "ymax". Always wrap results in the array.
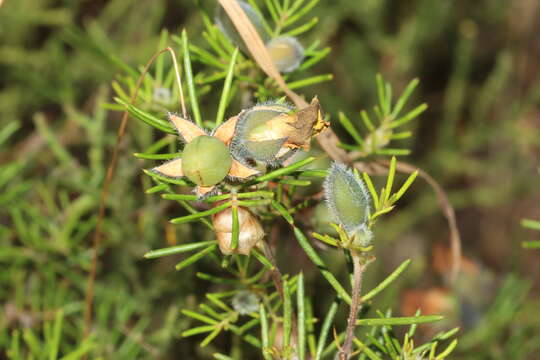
[{"xmin": 1, "ymin": 0, "xmax": 539, "ymax": 358}]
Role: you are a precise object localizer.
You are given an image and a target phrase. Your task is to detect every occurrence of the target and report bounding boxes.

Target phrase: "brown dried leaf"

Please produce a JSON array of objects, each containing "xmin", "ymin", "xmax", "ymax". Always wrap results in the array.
[{"xmin": 217, "ymin": 0, "xmax": 306, "ymax": 108}]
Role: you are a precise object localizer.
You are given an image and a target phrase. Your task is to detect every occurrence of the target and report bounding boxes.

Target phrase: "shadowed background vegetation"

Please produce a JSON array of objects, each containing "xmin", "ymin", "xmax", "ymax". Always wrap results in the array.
[{"xmin": 1, "ymin": 0, "xmax": 539, "ymax": 358}]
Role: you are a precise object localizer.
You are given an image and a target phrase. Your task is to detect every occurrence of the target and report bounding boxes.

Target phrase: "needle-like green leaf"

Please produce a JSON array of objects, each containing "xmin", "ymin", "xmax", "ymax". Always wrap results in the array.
[{"xmin": 216, "ymin": 48, "xmax": 239, "ymax": 125}]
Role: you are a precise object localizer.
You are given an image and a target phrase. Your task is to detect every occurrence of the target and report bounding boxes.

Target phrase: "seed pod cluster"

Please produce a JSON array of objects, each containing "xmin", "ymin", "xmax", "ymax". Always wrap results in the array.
[
  {"xmin": 324, "ymin": 163, "xmax": 372, "ymax": 246},
  {"xmin": 212, "ymin": 204, "xmax": 265, "ymax": 255}
]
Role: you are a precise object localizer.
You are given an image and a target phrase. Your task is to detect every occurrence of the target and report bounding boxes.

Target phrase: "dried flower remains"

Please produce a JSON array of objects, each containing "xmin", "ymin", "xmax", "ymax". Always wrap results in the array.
[
  {"xmin": 151, "ymin": 114, "xmax": 259, "ymax": 196},
  {"xmin": 230, "ymin": 97, "xmax": 328, "ymax": 166}
]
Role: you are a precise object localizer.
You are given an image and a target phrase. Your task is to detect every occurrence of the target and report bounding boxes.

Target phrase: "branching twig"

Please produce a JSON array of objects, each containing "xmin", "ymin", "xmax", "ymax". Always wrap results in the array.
[
  {"xmin": 351, "ymin": 159, "xmax": 462, "ymax": 284},
  {"xmin": 83, "ymin": 47, "xmax": 185, "ymax": 346},
  {"xmin": 379, "ymin": 159, "xmax": 462, "ymax": 283}
]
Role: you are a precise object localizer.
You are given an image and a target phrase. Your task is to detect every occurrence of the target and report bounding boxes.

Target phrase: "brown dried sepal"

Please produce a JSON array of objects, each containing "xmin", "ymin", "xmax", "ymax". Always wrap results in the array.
[
  {"xmin": 152, "ymin": 158, "xmax": 184, "ymax": 178},
  {"xmin": 212, "ymin": 204, "xmax": 265, "ymax": 255},
  {"xmin": 246, "ymin": 97, "xmax": 328, "ymax": 151},
  {"xmin": 213, "ymin": 116, "xmax": 239, "ymax": 145},
  {"xmin": 229, "ymin": 159, "xmax": 260, "ymax": 179},
  {"xmin": 168, "ymin": 113, "xmax": 206, "ymax": 142},
  {"xmin": 285, "ymin": 97, "xmax": 328, "ymax": 150}
]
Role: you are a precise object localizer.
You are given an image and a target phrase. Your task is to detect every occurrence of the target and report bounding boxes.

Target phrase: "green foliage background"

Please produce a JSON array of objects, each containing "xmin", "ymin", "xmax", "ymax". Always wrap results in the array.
[{"xmin": 1, "ymin": 0, "xmax": 539, "ymax": 358}]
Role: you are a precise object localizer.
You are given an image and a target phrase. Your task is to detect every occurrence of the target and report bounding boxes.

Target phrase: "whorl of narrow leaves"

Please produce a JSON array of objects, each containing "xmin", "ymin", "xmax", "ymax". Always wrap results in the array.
[{"xmin": 324, "ymin": 162, "xmax": 371, "ymax": 236}]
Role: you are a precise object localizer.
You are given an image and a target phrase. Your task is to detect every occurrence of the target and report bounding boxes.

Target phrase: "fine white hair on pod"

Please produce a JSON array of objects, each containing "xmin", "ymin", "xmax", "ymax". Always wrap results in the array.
[{"xmin": 323, "ymin": 162, "xmax": 371, "ymax": 236}]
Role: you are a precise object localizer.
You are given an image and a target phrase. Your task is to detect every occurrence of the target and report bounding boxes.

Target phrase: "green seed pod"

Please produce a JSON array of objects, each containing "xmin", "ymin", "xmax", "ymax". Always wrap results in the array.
[
  {"xmin": 266, "ymin": 36, "xmax": 305, "ymax": 73},
  {"xmin": 215, "ymin": 1, "xmax": 269, "ymax": 53},
  {"xmin": 182, "ymin": 135, "xmax": 232, "ymax": 186},
  {"xmin": 324, "ymin": 162, "xmax": 371, "ymax": 236},
  {"xmin": 230, "ymin": 102, "xmax": 295, "ymax": 164}
]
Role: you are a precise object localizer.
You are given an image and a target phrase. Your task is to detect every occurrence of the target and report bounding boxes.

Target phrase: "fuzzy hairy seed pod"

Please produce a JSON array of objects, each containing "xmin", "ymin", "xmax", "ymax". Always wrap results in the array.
[
  {"xmin": 266, "ymin": 36, "xmax": 305, "ymax": 73},
  {"xmin": 153, "ymin": 87, "xmax": 172, "ymax": 105},
  {"xmin": 232, "ymin": 291, "xmax": 260, "ymax": 315},
  {"xmin": 212, "ymin": 205, "xmax": 264, "ymax": 255},
  {"xmin": 230, "ymin": 102, "xmax": 295, "ymax": 163},
  {"xmin": 215, "ymin": 1, "xmax": 269, "ymax": 53},
  {"xmin": 182, "ymin": 135, "xmax": 232, "ymax": 186},
  {"xmin": 324, "ymin": 162, "xmax": 371, "ymax": 236}
]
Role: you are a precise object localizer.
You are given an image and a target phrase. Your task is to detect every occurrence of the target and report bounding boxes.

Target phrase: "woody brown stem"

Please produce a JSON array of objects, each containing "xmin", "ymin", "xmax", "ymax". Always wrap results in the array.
[
  {"xmin": 83, "ymin": 48, "xmax": 181, "ymax": 352},
  {"xmin": 338, "ymin": 253, "xmax": 373, "ymax": 360}
]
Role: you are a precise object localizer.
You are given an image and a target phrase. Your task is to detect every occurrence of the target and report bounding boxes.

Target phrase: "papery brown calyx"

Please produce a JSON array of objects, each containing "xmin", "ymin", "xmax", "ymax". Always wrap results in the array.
[
  {"xmin": 212, "ymin": 204, "xmax": 265, "ymax": 255},
  {"xmin": 150, "ymin": 114, "xmax": 259, "ymax": 197}
]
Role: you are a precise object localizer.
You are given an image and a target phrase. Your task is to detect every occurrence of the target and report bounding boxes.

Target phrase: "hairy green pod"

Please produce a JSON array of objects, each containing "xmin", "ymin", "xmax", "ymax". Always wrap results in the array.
[
  {"xmin": 182, "ymin": 135, "xmax": 232, "ymax": 186},
  {"xmin": 266, "ymin": 36, "xmax": 305, "ymax": 73},
  {"xmin": 232, "ymin": 291, "xmax": 260, "ymax": 315},
  {"xmin": 215, "ymin": 1, "xmax": 269, "ymax": 53},
  {"xmin": 324, "ymin": 162, "xmax": 371, "ymax": 236},
  {"xmin": 230, "ymin": 102, "xmax": 295, "ymax": 164}
]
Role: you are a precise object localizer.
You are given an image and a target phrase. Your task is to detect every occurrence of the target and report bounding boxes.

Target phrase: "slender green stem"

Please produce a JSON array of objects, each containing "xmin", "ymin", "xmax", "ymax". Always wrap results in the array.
[
  {"xmin": 144, "ymin": 240, "xmax": 217, "ymax": 259},
  {"xmin": 216, "ymin": 48, "xmax": 239, "ymax": 125},
  {"xmin": 356, "ymin": 315, "xmax": 444, "ymax": 326},
  {"xmin": 253, "ymin": 157, "xmax": 315, "ymax": 183},
  {"xmin": 170, "ymin": 201, "xmax": 231, "ymax": 224},
  {"xmin": 259, "ymin": 304, "xmax": 272, "ymax": 360},
  {"xmin": 231, "ymin": 203, "xmax": 239, "ymax": 250},
  {"xmin": 182, "ymin": 30, "xmax": 202, "ymax": 126},
  {"xmin": 297, "ymin": 272, "xmax": 306, "ymax": 360}
]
